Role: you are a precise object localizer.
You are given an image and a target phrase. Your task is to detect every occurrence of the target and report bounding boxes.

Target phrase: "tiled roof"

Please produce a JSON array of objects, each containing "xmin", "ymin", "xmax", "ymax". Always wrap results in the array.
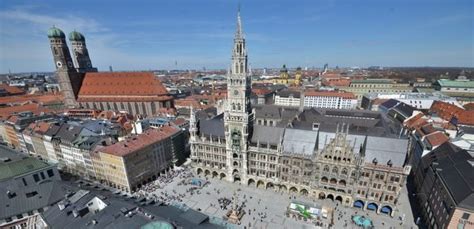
[
  {"xmin": 424, "ymin": 131, "xmax": 449, "ymax": 147},
  {"xmin": 0, "ymin": 93, "xmax": 63, "ymax": 105},
  {"xmin": 252, "ymin": 88, "xmax": 272, "ymax": 95},
  {"xmin": 0, "ymin": 103, "xmax": 51, "ymax": 120},
  {"xmin": 77, "ymin": 72, "xmax": 172, "ymax": 102},
  {"xmin": 100, "ymin": 125, "xmax": 179, "ymax": 157},
  {"xmin": 321, "ymin": 78, "xmax": 351, "ymax": 87},
  {"xmin": 0, "ymin": 84, "xmax": 24, "ymax": 95},
  {"xmin": 403, "ymin": 113, "xmax": 427, "ymax": 129},
  {"xmin": 172, "ymin": 118, "xmax": 187, "ymax": 126},
  {"xmin": 430, "ymin": 101, "xmax": 474, "ymax": 126},
  {"xmin": 464, "ymin": 103, "xmax": 474, "ymax": 111},
  {"xmin": 304, "ymin": 90, "xmax": 355, "ymax": 99}
]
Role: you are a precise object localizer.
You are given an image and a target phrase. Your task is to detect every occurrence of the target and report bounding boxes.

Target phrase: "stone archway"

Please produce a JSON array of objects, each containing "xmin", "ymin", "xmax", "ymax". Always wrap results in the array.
[
  {"xmin": 381, "ymin": 205, "xmax": 393, "ymax": 215},
  {"xmin": 367, "ymin": 203, "xmax": 378, "ymax": 211},
  {"xmin": 330, "ymin": 178, "xmax": 337, "ymax": 185},
  {"xmin": 219, "ymin": 173, "xmax": 226, "ymax": 180},
  {"xmin": 335, "ymin": 196, "xmax": 343, "ymax": 202},
  {"xmin": 321, "ymin": 177, "xmax": 328, "ymax": 183},
  {"xmin": 353, "ymin": 200, "xmax": 364, "ymax": 208},
  {"xmin": 318, "ymin": 192, "xmax": 326, "ymax": 199},
  {"xmin": 338, "ymin": 180, "xmax": 346, "ymax": 186},
  {"xmin": 257, "ymin": 180, "xmax": 265, "ymax": 188},
  {"xmin": 248, "ymin": 178, "xmax": 256, "ymax": 186},
  {"xmin": 212, "ymin": 171, "xmax": 218, "ymax": 178},
  {"xmin": 280, "ymin": 185, "xmax": 288, "ymax": 192},
  {"xmin": 204, "ymin": 170, "xmax": 211, "ymax": 176},
  {"xmin": 266, "ymin": 182, "xmax": 274, "ymax": 190},
  {"xmin": 289, "ymin": 187, "xmax": 298, "ymax": 193},
  {"xmin": 300, "ymin": 189, "xmax": 309, "ymax": 196},
  {"xmin": 233, "ymin": 175, "xmax": 241, "ymax": 183},
  {"xmin": 327, "ymin": 194, "xmax": 334, "ymax": 201},
  {"xmin": 197, "ymin": 168, "xmax": 203, "ymax": 175},
  {"xmin": 233, "ymin": 161, "xmax": 239, "ymax": 167}
]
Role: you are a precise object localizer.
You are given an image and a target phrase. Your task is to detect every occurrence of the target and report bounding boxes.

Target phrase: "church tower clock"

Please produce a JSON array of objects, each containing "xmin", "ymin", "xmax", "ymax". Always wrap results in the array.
[{"xmin": 224, "ymin": 8, "xmax": 254, "ymax": 183}]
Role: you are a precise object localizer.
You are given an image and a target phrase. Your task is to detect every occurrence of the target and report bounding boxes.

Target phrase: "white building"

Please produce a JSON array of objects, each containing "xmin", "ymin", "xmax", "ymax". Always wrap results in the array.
[
  {"xmin": 304, "ymin": 91, "xmax": 357, "ymax": 109},
  {"xmin": 274, "ymin": 91, "xmax": 301, "ymax": 107},
  {"xmin": 362, "ymin": 92, "xmax": 461, "ymax": 110}
]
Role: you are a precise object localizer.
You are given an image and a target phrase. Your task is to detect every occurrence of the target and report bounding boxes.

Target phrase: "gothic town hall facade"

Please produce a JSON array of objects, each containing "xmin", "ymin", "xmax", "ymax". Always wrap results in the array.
[{"xmin": 190, "ymin": 11, "xmax": 411, "ymax": 216}]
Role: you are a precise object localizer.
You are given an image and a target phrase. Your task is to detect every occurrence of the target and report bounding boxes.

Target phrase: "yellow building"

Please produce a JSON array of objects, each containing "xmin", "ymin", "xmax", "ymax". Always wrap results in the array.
[
  {"xmin": 95, "ymin": 126, "xmax": 179, "ymax": 192},
  {"xmin": 294, "ymin": 67, "xmax": 302, "ymax": 86},
  {"xmin": 273, "ymin": 64, "xmax": 297, "ymax": 85}
]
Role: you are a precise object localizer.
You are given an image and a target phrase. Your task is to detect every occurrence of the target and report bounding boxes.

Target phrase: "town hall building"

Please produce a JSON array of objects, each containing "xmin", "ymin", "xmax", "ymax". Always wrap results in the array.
[{"xmin": 190, "ymin": 10, "xmax": 411, "ymax": 216}]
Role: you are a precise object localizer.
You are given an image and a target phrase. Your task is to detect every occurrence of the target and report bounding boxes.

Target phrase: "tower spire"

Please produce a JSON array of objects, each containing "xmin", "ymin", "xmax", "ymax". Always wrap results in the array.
[{"xmin": 235, "ymin": 5, "xmax": 243, "ymax": 39}]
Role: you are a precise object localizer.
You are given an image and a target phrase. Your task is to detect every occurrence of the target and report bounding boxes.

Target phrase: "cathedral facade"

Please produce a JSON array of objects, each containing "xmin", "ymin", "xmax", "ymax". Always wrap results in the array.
[
  {"xmin": 190, "ymin": 10, "xmax": 411, "ymax": 216},
  {"xmin": 47, "ymin": 27, "xmax": 174, "ymax": 116}
]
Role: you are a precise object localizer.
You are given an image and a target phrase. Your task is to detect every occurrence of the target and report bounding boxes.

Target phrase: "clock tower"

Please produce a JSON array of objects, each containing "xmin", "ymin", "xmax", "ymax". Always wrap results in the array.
[{"xmin": 224, "ymin": 8, "xmax": 253, "ymax": 183}]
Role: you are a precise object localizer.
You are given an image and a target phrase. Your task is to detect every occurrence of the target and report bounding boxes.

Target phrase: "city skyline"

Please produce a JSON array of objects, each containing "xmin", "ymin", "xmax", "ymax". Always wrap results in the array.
[{"xmin": 0, "ymin": 0, "xmax": 473, "ymax": 74}]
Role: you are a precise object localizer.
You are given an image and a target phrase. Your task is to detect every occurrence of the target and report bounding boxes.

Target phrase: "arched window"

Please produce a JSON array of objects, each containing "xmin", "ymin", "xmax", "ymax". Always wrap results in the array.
[
  {"xmin": 232, "ymin": 103, "xmax": 236, "ymax": 110},
  {"xmin": 323, "ymin": 165, "xmax": 330, "ymax": 172},
  {"xmin": 342, "ymin": 168, "xmax": 348, "ymax": 175},
  {"xmin": 53, "ymin": 47, "xmax": 58, "ymax": 55},
  {"xmin": 332, "ymin": 167, "xmax": 338, "ymax": 174}
]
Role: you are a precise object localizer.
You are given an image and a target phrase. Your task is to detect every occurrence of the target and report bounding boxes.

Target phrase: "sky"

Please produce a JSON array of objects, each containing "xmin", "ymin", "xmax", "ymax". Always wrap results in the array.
[{"xmin": 0, "ymin": 0, "xmax": 473, "ymax": 73}]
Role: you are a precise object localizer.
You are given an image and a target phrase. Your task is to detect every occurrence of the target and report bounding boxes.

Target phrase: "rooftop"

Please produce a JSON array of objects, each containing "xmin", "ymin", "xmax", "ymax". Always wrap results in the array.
[
  {"xmin": 78, "ymin": 72, "xmax": 172, "ymax": 102},
  {"xmin": 351, "ymin": 79, "xmax": 394, "ymax": 84},
  {"xmin": 304, "ymin": 90, "xmax": 356, "ymax": 99},
  {"xmin": 100, "ymin": 126, "xmax": 179, "ymax": 157},
  {"xmin": 0, "ymin": 146, "xmax": 52, "ymax": 181},
  {"xmin": 437, "ymin": 79, "xmax": 474, "ymax": 88},
  {"xmin": 425, "ymin": 142, "xmax": 474, "ymax": 211}
]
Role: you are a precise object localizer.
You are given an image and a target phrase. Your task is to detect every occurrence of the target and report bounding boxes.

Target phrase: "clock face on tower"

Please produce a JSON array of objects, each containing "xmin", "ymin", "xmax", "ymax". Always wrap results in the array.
[
  {"xmin": 233, "ymin": 90, "xmax": 239, "ymax": 96},
  {"xmin": 56, "ymin": 61, "xmax": 62, "ymax": 68}
]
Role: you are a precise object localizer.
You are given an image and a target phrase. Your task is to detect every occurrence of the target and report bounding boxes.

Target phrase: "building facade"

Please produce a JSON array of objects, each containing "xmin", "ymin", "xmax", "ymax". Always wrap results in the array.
[
  {"xmin": 95, "ymin": 126, "xmax": 180, "ymax": 192},
  {"xmin": 77, "ymin": 72, "xmax": 174, "ymax": 117},
  {"xmin": 304, "ymin": 91, "xmax": 357, "ymax": 109},
  {"xmin": 274, "ymin": 90, "xmax": 301, "ymax": 107},
  {"xmin": 411, "ymin": 142, "xmax": 474, "ymax": 229},
  {"xmin": 47, "ymin": 27, "xmax": 174, "ymax": 116},
  {"xmin": 339, "ymin": 79, "xmax": 413, "ymax": 106},
  {"xmin": 434, "ymin": 74, "xmax": 474, "ymax": 105},
  {"xmin": 190, "ymin": 11, "xmax": 411, "ymax": 216},
  {"xmin": 361, "ymin": 92, "xmax": 461, "ymax": 111}
]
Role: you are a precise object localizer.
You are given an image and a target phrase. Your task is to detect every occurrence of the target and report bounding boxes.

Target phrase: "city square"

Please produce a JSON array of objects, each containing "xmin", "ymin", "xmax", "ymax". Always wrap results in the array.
[{"xmin": 133, "ymin": 166, "xmax": 417, "ymax": 229}]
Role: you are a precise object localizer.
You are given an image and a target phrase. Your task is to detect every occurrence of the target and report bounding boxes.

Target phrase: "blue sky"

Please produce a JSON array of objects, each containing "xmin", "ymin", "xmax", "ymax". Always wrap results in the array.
[{"xmin": 0, "ymin": 0, "xmax": 472, "ymax": 73}]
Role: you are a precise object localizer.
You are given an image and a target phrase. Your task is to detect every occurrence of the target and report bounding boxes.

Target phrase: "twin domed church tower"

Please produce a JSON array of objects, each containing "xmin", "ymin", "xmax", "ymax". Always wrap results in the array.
[{"xmin": 47, "ymin": 27, "xmax": 97, "ymax": 108}]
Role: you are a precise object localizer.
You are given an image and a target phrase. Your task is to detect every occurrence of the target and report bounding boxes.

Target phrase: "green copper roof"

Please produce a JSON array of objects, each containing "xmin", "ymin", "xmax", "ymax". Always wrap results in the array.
[
  {"xmin": 0, "ymin": 157, "xmax": 51, "ymax": 181},
  {"xmin": 437, "ymin": 79, "xmax": 474, "ymax": 88},
  {"xmin": 69, "ymin": 30, "xmax": 85, "ymax": 41},
  {"xmin": 47, "ymin": 26, "xmax": 65, "ymax": 38}
]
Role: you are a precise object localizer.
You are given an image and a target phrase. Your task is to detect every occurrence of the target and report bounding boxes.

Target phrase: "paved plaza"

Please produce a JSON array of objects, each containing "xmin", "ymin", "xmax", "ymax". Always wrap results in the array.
[{"xmin": 136, "ymin": 167, "xmax": 418, "ymax": 229}]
